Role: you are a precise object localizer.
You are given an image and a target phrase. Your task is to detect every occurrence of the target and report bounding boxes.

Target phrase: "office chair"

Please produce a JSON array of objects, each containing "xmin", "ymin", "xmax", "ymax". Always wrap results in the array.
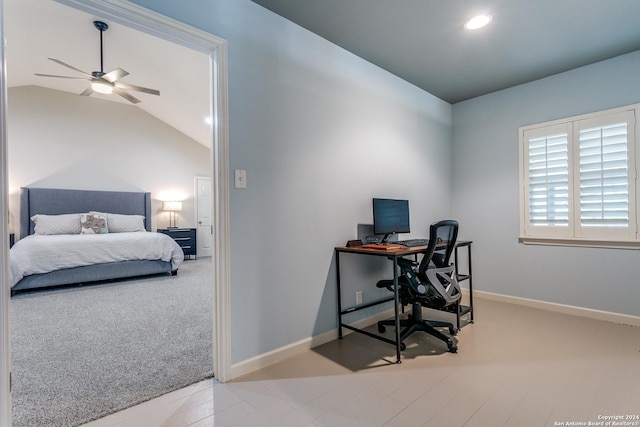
[{"xmin": 377, "ymin": 219, "xmax": 461, "ymax": 353}]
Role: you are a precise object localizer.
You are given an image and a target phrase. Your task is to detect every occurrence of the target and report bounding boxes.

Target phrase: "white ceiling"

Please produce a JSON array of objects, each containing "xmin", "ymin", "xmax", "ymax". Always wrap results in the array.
[
  {"xmin": 251, "ymin": 0, "xmax": 640, "ymax": 104},
  {"xmin": 5, "ymin": 0, "xmax": 212, "ymax": 147}
]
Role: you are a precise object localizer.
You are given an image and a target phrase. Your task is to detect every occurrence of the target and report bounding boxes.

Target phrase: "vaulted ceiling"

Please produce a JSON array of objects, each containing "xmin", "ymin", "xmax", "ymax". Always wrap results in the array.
[
  {"xmin": 5, "ymin": 0, "xmax": 211, "ymax": 146},
  {"xmin": 252, "ymin": 0, "xmax": 640, "ymax": 103}
]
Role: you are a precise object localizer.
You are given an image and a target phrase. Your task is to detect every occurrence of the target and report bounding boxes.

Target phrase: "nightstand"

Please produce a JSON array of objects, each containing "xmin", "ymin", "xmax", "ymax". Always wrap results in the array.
[{"xmin": 157, "ymin": 228, "xmax": 197, "ymax": 259}]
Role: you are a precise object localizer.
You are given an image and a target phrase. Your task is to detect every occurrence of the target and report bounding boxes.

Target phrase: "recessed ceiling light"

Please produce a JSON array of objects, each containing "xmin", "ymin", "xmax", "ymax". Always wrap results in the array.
[{"xmin": 465, "ymin": 14, "xmax": 492, "ymax": 30}]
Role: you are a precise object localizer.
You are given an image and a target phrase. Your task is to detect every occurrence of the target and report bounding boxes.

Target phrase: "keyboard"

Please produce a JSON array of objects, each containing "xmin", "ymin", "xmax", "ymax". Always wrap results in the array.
[{"xmin": 397, "ymin": 238, "xmax": 429, "ymax": 247}]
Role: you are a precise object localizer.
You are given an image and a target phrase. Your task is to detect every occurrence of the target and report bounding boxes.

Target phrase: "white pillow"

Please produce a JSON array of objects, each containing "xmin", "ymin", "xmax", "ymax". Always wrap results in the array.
[
  {"xmin": 31, "ymin": 213, "xmax": 82, "ymax": 235},
  {"xmin": 80, "ymin": 213, "xmax": 109, "ymax": 234},
  {"xmin": 90, "ymin": 212, "xmax": 145, "ymax": 233}
]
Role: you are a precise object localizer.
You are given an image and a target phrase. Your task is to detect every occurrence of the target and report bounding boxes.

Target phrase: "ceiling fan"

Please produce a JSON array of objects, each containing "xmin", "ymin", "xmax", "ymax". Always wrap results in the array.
[{"xmin": 34, "ymin": 20, "xmax": 160, "ymax": 104}]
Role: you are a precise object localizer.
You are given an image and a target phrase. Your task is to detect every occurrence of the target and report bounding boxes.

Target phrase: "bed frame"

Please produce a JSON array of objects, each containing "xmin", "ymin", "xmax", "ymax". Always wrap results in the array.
[{"xmin": 12, "ymin": 187, "xmax": 175, "ymax": 294}]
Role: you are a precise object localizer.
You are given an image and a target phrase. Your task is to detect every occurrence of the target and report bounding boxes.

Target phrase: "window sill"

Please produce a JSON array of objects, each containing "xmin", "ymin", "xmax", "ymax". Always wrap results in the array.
[{"xmin": 519, "ymin": 236, "xmax": 640, "ymax": 250}]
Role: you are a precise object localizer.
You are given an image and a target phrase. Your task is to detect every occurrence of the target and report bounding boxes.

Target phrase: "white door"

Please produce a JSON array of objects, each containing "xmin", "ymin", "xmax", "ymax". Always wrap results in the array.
[{"xmin": 195, "ymin": 176, "xmax": 213, "ymax": 257}]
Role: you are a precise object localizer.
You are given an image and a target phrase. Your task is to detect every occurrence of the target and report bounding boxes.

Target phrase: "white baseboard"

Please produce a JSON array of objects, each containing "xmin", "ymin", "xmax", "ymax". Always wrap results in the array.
[
  {"xmin": 472, "ymin": 289, "xmax": 640, "ymax": 327},
  {"xmin": 230, "ymin": 307, "xmax": 395, "ymax": 379},
  {"xmin": 231, "ymin": 290, "xmax": 640, "ymax": 380}
]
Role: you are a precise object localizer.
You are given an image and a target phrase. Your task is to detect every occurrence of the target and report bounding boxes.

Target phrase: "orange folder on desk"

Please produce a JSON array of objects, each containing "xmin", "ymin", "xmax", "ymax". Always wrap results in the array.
[{"xmin": 361, "ymin": 243, "xmax": 405, "ymax": 251}]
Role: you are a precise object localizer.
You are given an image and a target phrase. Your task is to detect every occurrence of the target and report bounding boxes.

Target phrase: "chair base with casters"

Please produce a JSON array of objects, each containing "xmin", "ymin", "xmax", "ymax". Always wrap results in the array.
[{"xmin": 377, "ymin": 300, "xmax": 459, "ymax": 353}]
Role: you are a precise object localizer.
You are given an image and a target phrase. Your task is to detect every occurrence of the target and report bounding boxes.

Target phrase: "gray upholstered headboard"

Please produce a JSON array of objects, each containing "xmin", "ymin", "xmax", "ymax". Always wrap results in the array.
[{"xmin": 20, "ymin": 187, "xmax": 152, "ymax": 239}]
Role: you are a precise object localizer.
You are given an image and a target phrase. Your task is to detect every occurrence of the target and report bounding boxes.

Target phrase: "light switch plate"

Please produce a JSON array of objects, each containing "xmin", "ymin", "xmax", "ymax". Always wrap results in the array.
[{"xmin": 234, "ymin": 169, "xmax": 247, "ymax": 189}]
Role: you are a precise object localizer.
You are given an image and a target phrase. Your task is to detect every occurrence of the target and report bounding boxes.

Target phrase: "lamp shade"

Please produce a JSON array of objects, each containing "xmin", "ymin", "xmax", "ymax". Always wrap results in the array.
[{"xmin": 162, "ymin": 201, "xmax": 183, "ymax": 212}]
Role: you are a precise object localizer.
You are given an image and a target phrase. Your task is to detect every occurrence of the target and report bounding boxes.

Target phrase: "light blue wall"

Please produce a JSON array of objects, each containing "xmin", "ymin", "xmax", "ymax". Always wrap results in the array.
[
  {"xmin": 131, "ymin": 0, "xmax": 453, "ymax": 363},
  {"xmin": 452, "ymin": 50, "xmax": 640, "ymax": 317}
]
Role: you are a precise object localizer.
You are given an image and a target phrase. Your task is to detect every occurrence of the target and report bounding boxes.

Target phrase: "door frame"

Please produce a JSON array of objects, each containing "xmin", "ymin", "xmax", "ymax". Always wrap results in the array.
[
  {"xmin": 0, "ymin": 1, "xmax": 231, "ymax": 425},
  {"xmin": 0, "ymin": 0, "xmax": 10, "ymax": 423}
]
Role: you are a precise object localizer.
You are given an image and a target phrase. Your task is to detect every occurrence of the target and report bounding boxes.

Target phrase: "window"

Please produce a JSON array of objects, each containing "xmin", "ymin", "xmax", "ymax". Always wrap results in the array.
[{"xmin": 519, "ymin": 105, "xmax": 638, "ymax": 248}]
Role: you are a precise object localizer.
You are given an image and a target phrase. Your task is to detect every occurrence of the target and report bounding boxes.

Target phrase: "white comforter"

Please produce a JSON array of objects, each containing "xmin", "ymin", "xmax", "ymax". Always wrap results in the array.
[{"xmin": 10, "ymin": 232, "xmax": 184, "ymax": 287}]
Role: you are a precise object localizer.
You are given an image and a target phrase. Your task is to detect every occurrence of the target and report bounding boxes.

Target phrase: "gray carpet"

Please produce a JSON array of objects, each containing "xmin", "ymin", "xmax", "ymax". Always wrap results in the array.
[{"xmin": 10, "ymin": 259, "xmax": 215, "ymax": 427}]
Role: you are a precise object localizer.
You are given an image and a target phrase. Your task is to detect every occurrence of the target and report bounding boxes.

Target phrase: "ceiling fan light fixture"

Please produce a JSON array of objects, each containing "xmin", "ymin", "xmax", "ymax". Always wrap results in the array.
[
  {"xmin": 35, "ymin": 19, "xmax": 160, "ymax": 104},
  {"xmin": 91, "ymin": 80, "xmax": 113, "ymax": 94},
  {"xmin": 465, "ymin": 14, "xmax": 492, "ymax": 30}
]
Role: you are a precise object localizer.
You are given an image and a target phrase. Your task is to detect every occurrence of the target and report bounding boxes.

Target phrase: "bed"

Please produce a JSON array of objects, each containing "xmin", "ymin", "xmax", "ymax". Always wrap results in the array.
[{"xmin": 10, "ymin": 187, "xmax": 184, "ymax": 294}]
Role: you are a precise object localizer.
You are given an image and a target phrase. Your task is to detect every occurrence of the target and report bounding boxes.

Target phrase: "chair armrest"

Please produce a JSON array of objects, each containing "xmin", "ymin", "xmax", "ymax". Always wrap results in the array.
[
  {"xmin": 397, "ymin": 258, "xmax": 417, "ymax": 268},
  {"xmin": 376, "ymin": 279, "xmax": 394, "ymax": 291}
]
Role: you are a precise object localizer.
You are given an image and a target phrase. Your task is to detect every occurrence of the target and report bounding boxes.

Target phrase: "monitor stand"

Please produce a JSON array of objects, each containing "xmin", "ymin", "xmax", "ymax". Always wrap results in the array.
[{"xmin": 380, "ymin": 232, "xmax": 395, "ymax": 244}]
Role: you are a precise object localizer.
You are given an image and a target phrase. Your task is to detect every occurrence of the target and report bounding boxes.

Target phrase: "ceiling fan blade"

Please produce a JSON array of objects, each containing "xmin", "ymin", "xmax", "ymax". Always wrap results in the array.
[
  {"xmin": 34, "ymin": 73, "xmax": 91, "ymax": 80},
  {"xmin": 114, "ymin": 82, "xmax": 160, "ymax": 96},
  {"xmin": 113, "ymin": 87, "xmax": 141, "ymax": 104},
  {"xmin": 79, "ymin": 86, "xmax": 94, "ymax": 97},
  {"xmin": 47, "ymin": 58, "xmax": 93, "ymax": 78},
  {"xmin": 102, "ymin": 68, "xmax": 129, "ymax": 83}
]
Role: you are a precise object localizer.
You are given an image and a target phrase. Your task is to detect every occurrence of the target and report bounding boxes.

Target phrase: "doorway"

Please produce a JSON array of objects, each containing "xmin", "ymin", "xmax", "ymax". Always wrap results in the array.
[{"xmin": 0, "ymin": 1, "xmax": 231, "ymax": 425}]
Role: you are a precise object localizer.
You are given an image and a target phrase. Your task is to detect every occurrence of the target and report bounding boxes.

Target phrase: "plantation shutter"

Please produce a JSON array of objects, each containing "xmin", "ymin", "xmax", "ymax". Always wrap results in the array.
[
  {"xmin": 579, "ymin": 123, "xmax": 628, "ymax": 226},
  {"xmin": 575, "ymin": 110, "xmax": 636, "ymax": 239},
  {"xmin": 523, "ymin": 124, "xmax": 572, "ymax": 236},
  {"xmin": 520, "ymin": 106, "xmax": 638, "ymax": 245}
]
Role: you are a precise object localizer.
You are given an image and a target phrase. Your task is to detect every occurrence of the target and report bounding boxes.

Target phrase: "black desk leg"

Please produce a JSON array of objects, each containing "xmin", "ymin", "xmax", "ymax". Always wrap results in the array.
[
  {"xmin": 392, "ymin": 256, "xmax": 401, "ymax": 363},
  {"xmin": 336, "ymin": 250, "xmax": 343, "ymax": 339},
  {"xmin": 467, "ymin": 244, "xmax": 474, "ymax": 323}
]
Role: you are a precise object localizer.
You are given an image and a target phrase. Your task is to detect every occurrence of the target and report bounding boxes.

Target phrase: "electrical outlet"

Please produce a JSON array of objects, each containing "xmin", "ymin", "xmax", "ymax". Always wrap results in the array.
[{"xmin": 356, "ymin": 290, "xmax": 363, "ymax": 305}]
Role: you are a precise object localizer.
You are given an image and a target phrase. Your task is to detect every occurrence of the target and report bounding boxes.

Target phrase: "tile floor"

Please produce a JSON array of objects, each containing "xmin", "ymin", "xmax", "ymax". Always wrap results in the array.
[{"xmin": 83, "ymin": 297, "xmax": 640, "ymax": 427}]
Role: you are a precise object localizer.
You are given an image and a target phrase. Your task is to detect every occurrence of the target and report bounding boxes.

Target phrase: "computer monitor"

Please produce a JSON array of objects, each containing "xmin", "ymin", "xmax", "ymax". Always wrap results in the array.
[{"xmin": 373, "ymin": 198, "xmax": 410, "ymax": 243}]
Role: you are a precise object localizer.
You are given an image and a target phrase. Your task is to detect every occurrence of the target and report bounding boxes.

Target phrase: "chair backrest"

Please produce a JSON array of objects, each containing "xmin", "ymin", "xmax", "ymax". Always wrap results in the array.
[{"xmin": 418, "ymin": 219, "xmax": 459, "ymax": 275}]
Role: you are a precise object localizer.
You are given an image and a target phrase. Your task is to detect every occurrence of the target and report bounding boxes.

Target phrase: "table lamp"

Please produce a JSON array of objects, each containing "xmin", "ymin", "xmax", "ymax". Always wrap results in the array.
[{"xmin": 162, "ymin": 201, "xmax": 182, "ymax": 228}]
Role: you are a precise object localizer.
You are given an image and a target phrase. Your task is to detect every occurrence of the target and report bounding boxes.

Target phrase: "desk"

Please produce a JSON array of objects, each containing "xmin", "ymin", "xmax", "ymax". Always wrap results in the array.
[{"xmin": 335, "ymin": 241, "xmax": 473, "ymax": 363}]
